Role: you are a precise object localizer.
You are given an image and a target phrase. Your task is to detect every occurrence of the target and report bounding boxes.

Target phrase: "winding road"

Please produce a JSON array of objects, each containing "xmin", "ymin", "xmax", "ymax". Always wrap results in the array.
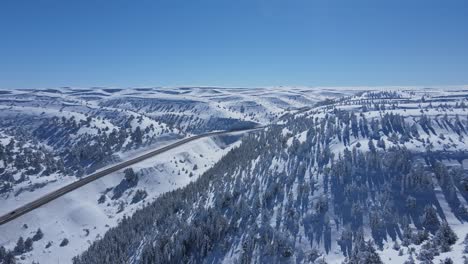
[{"xmin": 0, "ymin": 126, "xmax": 264, "ymax": 225}]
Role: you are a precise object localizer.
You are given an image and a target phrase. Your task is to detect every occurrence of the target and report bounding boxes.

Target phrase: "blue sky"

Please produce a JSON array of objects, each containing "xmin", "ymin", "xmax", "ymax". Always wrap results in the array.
[{"xmin": 0, "ymin": 0, "xmax": 467, "ymax": 88}]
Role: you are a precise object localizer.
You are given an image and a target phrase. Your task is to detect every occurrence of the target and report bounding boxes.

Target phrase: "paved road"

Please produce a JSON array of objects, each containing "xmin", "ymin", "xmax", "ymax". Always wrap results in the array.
[{"xmin": 0, "ymin": 127, "xmax": 264, "ymax": 225}]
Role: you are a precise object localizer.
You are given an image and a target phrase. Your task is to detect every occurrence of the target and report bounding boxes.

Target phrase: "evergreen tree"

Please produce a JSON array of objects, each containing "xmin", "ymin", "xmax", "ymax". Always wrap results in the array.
[
  {"xmin": 24, "ymin": 238, "xmax": 33, "ymax": 252},
  {"xmin": 0, "ymin": 246, "xmax": 5, "ymax": 261},
  {"xmin": 32, "ymin": 228, "xmax": 44, "ymax": 241},
  {"xmin": 13, "ymin": 237, "xmax": 24, "ymax": 255},
  {"xmin": 422, "ymin": 205, "xmax": 440, "ymax": 232},
  {"xmin": 4, "ymin": 251, "xmax": 16, "ymax": 264},
  {"xmin": 343, "ymin": 233, "xmax": 383, "ymax": 264},
  {"xmin": 60, "ymin": 238, "xmax": 69, "ymax": 247},
  {"xmin": 434, "ymin": 221, "xmax": 458, "ymax": 252},
  {"xmin": 133, "ymin": 126, "xmax": 143, "ymax": 146},
  {"xmin": 124, "ymin": 168, "xmax": 138, "ymax": 185}
]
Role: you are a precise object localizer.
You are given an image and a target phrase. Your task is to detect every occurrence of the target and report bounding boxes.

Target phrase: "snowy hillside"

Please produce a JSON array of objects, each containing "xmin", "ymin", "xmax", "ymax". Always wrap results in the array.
[
  {"xmin": 70, "ymin": 88, "xmax": 468, "ymax": 264},
  {"xmin": 0, "ymin": 87, "xmax": 345, "ymax": 204},
  {"xmin": 0, "ymin": 135, "xmax": 240, "ymax": 264},
  {"xmin": 0, "ymin": 87, "xmax": 353, "ymax": 264}
]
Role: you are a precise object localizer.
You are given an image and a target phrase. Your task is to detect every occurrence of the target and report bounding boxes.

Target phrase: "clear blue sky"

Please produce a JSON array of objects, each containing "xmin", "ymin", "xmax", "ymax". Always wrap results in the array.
[{"xmin": 1, "ymin": 0, "xmax": 467, "ymax": 88}]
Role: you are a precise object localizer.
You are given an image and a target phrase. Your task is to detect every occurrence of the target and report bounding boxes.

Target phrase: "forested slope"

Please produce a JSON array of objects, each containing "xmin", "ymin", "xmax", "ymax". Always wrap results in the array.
[{"xmin": 73, "ymin": 89, "xmax": 468, "ymax": 263}]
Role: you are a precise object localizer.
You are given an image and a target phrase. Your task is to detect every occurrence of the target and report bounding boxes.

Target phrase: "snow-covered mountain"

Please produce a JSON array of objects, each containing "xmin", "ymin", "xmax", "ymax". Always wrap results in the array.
[
  {"xmin": 0, "ymin": 87, "xmax": 354, "ymax": 264},
  {"xmin": 66, "ymin": 87, "xmax": 468, "ymax": 264}
]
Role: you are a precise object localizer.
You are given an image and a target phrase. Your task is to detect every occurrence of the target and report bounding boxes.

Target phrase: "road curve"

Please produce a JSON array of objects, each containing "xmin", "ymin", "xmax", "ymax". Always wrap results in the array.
[{"xmin": 0, "ymin": 126, "xmax": 264, "ymax": 226}]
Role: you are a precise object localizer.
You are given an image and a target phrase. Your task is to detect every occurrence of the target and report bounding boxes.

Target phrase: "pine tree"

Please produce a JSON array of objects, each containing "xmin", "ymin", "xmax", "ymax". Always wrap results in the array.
[
  {"xmin": 421, "ymin": 205, "xmax": 440, "ymax": 232},
  {"xmin": 434, "ymin": 221, "xmax": 458, "ymax": 252},
  {"xmin": 0, "ymin": 246, "xmax": 5, "ymax": 260},
  {"xmin": 59, "ymin": 238, "xmax": 69, "ymax": 247},
  {"xmin": 24, "ymin": 238, "xmax": 33, "ymax": 252},
  {"xmin": 132, "ymin": 126, "xmax": 143, "ymax": 146},
  {"xmin": 343, "ymin": 233, "xmax": 383, "ymax": 264},
  {"xmin": 32, "ymin": 228, "xmax": 44, "ymax": 241},
  {"xmin": 4, "ymin": 251, "xmax": 16, "ymax": 264},
  {"xmin": 13, "ymin": 237, "xmax": 24, "ymax": 254},
  {"xmin": 124, "ymin": 168, "xmax": 138, "ymax": 185}
]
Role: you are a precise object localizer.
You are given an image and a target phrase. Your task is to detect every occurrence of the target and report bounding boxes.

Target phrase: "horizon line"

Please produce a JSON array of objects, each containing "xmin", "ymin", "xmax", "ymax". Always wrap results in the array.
[{"xmin": 1, "ymin": 84, "xmax": 468, "ymax": 91}]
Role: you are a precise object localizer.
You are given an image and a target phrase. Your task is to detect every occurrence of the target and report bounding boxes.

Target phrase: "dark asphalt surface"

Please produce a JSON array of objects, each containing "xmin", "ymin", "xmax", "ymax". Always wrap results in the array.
[{"xmin": 0, "ymin": 127, "xmax": 263, "ymax": 225}]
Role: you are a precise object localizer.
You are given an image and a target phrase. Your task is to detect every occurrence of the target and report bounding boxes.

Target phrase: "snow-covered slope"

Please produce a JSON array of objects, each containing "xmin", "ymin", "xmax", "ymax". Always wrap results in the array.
[
  {"xmin": 71, "ymin": 87, "xmax": 468, "ymax": 264},
  {"xmin": 0, "ymin": 87, "xmax": 353, "ymax": 264},
  {"xmin": 0, "ymin": 86, "xmax": 345, "ymax": 205},
  {"xmin": 0, "ymin": 135, "xmax": 241, "ymax": 264}
]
